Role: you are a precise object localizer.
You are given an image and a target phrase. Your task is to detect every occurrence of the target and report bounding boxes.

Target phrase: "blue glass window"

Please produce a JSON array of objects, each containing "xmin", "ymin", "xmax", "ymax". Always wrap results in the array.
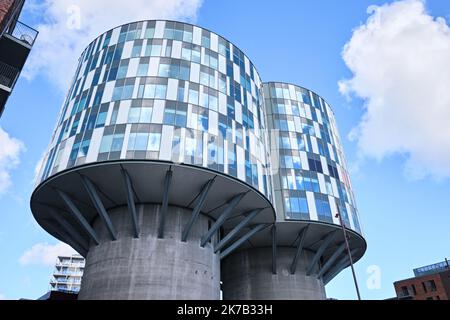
[
  {"xmin": 145, "ymin": 41, "xmax": 162, "ymax": 56},
  {"xmin": 131, "ymin": 41, "xmax": 143, "ymax": 58},
  {"xmin": 69, "ymin": 142, "xmax": 80, "ymax": 161},
  {"xmin": 183, "ymin": 30, "xmax": 193, "ymax": 43},
  {"xmin": 77, "ymin": 139, "xmax": 89, "ymax": 157},
  {"xmin": 144, "ymin": 26, "xmax": 155, "ymax": 39},
  {"xmin": 117, "ymin": 61, "xmax": 129, "ymax": 79},
  {"xmin": 192, "ymin": 46, "xmax": 201, "ymax": 63},
  {"xmin": 137, "ymin": 59, "xmax": 149, "ymax": 77},
  {"xmin": 284, "ymin": 195, "xmax": 309, "ymax": 220},
  {"xmin": 128, "ymin": 108, "xmax": 141, "ymax": 123},
  {"xmin": 296, "ymin": 175, "xmax": 305, "ymax": 190},
  {"xmin": 142, "ymin": 84, "xmax": 167, "ymax": 99},
  {"xmin": 315, "ymin": 196, "xmax": 333, "ymax": 223},
  {"xmin": 140, "ymin": 107, "xmax": 152, "ymax": 123},
  {"xmin": 148, "ymin": 132, "xmax": 161, "ymax": 151},
  {"xmin": 188, "ymin": 87, "xmax": 199, "ymax": 105},
  {"xmin": 163, "ymin": 104, "xmax": 176, "ymax": 125},
  {"xmin": 128, "ymin": 133, "xmax": 149, "ymax": 151},
  {"xmin": 175, "ymin": 105, "xmax": 187, "ymax": 127},
  {"xmin": 181, "ymin": 45, "xmax": 191, "ymax": 61},
  {"xmin": 99, "ymin": 135, "xmax": 113, "ymax": 153},
  {"xmin": 111, "ymin": 134, "xmax": 124, "ymax": 152}
]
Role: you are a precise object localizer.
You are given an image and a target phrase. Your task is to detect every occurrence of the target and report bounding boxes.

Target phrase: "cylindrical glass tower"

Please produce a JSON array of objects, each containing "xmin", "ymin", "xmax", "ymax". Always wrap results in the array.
[
  {"xmin": 221, "ymin": 83, "xmax": 366, "ymax": 299},
  {"xmin": 31, "ymin": 20, "xmax": 366, "ymax": 300},
  {"xmin": 32, "ymin": 20, "xmax": 275, "ymax": 300}
]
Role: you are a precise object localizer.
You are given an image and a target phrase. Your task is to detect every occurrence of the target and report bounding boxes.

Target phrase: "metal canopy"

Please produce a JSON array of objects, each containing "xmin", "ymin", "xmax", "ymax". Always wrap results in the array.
[
  {"xmin": 31, "ymin": 160, "xmax": 276, "ymax": 256},
  {"xmin": 31, "ymin": 160, "xmax": 366, "ymax": 283}
]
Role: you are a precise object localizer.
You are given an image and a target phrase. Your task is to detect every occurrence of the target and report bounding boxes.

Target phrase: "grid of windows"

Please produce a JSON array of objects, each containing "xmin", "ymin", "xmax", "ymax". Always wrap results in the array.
[
  {"xmin": 37, "ymin": 20, "xmax": 271, "ymax": 202},
  {"xmin": 37, "ymin": 21, "xmax": 362, "ymax": 236},
  {"xmin": 265, "ymin": 82, "xmax": 361, "ymax": 234}
]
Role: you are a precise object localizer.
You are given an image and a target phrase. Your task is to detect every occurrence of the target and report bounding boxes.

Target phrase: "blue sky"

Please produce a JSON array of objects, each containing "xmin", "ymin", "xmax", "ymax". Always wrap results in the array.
[{"xmin": 0, "ymin": 0, "xmax": 449, "ymax": 300}]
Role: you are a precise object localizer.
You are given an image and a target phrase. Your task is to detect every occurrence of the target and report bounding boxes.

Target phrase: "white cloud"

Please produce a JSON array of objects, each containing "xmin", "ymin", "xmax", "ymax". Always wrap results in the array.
[
  {"xmin": 339, "ymin": 0, "xmax": 450, "ymax": 180},
  {"xmin": 23, "ymin": 0, "xmax": 203, "ymax": 91},
  {"xmin": 0, "ymin": 127, "xmax": 25, "ymax": 194},
  {"xmin": 0, "ymin": 293, "xmax": 6, "ymax": 300},
  {"xmin": 19, "ymin": 242, "xmax": 77, "ymax": 267}
]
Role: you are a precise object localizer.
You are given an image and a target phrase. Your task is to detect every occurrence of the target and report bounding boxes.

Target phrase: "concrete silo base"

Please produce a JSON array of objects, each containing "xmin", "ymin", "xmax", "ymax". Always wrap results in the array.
[
  {"xmin": 221, "ymin": 247, "xmax": 326, "ymax": 300},
  {"xmin": 78, "ymin": 204, "xmax": 220, "ymax": 300}
]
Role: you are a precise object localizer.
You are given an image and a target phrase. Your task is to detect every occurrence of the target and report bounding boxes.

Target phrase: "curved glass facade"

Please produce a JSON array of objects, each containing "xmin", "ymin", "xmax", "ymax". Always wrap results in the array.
[
  {"xmin": 36, "ymin": 20, "xmax": 272, "ymax": 199},
  {"xmin": 35, "ymin": 20, "xmax": 363, "ymax": 237},
  {"xmin": 264, "ymin": 82, "xmax": 361, "ymax": 233}
]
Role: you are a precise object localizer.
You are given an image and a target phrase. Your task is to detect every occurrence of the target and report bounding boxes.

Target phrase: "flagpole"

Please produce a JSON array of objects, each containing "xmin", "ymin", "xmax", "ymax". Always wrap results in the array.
[{"xmin": 335, "ymin": 208, "xmax": 361, "ymax": 300}]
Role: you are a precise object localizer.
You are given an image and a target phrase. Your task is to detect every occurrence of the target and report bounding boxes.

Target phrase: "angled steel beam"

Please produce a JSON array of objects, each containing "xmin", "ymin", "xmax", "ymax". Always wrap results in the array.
[
  {"xmin": 41, "ymin": 220, "xmax": 87, "ymax": 257},
  {"xmin": 220, "ymin": 224, "xmax": 269, "ymax": 260},
  {"xmin": 81, "ymin": 175, "xmax": 117, "ymax": 241},
  {"xmin": 323, "ymin": 248, "xmax": 360, "ymax": 284},
  {"xmin": 272, "ymin": 224, "xmax": 277, "ymax": 274},
  {"xmin": 290, "ymin": 225, "xmax": 310, "ymax": 274},
  {"xmin": 324, "ymin": 263, "xmax": 348, "ymax": 285},
  {"xmin": 42, "ymin": 218, "xmax": 87, "ymax": 254},
  {"xmin": 317, "ymin": 242, "xmax": 346, "ymax": 279},
  {"xmin": 182, "ymin": 178, "xmax": 215, "ymax": 242},
  {"xmin": 214, "ymin": 208, "xmax": 262, "ymax": 253},
  {"xmin": 201, "ymin": 192, "xmax": 246, "ymax": 247},
  {"xmin": 323, "ymin": 261, "xmax": 349, "ymax": 285},
  {"xmin": 158, "ymin": 169, "xmax": 173, "ymax": 239},
  {"xmin": 48, "ymin": 208, "xmax": 89, "ymax": 250},
  {"xmin": 121, "ymin": 169, "xmax": 139, "ymax": 238},
  {"xmin": 306, "ymin": 230, "xmax": 337, "ymax": 276},
  {"xmin": 56, "ymin": 189, "xmax": 100, "ymax": 245}
]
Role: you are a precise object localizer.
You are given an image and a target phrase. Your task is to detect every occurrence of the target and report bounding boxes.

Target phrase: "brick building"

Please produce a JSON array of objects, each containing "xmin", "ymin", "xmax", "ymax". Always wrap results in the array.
[
  {"xmin": 0, "ymin": 0, "xmax": 18, "ymax": 32},
  {"xmin": 394, "ymin": 259, "xmax": 450, "ymax": 300}
]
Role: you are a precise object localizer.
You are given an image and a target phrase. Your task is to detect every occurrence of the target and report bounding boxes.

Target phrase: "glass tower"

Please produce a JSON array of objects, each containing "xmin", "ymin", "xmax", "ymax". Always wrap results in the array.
[{"xmin": 32, "ymin": 20, "xmax": 366, "ymax": 300}]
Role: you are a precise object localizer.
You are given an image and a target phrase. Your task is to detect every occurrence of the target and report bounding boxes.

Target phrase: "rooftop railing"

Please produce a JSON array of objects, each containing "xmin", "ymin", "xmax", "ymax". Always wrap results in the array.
[{"xmin": 7, "ymin": 21, "xmax": 38, "ymax": 47}]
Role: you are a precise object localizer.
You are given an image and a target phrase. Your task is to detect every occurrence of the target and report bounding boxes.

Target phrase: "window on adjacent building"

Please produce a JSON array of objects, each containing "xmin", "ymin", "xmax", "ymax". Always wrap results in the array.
[
  {"xmin": 422, "ymin": 282, "xmax": 428, "ymax": 293},
  {"xmin": 424, "ymin": 280, "xmax": 437, "ymax": 292},
  {"xmin": 411, "ymin": 284, "xmax": 417, "ymax": 295},
  {"xmin": 401, "ymin": 286, "xmax": 409, "ymax": 297}
]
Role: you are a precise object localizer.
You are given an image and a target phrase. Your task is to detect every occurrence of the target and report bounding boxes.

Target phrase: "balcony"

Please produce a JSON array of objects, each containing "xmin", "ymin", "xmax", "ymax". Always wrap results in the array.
[
  {"xmin": 5, "ymin": 21, "xmax": 38, "ymax": 47},
  {"xmin": 0, "ymin": 21, "xmax": 37, "ymax": 65},
  {"xmin": 0, "ymin": 61, "xmax": 19, "ymax": 91},
  {"xmin": 0, "ymin": 20, "xmax": 37, "ymax": 116}
]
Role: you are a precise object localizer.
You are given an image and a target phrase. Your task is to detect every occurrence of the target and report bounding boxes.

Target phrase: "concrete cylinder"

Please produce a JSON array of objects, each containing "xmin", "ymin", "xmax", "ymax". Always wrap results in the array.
[
  {"xmin": 78, "ymin": 204, "xmax": 220, "ymax": 300},
  {"xmin": 221, "ymin": 247, "xmax": 326, "ymax": 300}
]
